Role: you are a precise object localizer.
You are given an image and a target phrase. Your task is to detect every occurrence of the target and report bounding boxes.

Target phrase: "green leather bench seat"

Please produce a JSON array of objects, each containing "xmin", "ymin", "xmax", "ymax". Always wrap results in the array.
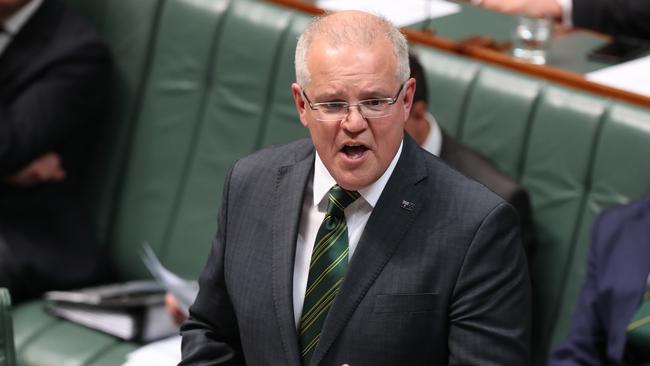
[{"xmin": 3, "ymin": 0, "xmax": 650, "ymax": 365}]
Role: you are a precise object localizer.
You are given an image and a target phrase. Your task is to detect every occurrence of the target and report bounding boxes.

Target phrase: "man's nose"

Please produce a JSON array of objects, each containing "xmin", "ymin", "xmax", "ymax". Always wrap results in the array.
[{"xmin": 341, "ymin": 105, "xmax": 367, "ymax": 132}]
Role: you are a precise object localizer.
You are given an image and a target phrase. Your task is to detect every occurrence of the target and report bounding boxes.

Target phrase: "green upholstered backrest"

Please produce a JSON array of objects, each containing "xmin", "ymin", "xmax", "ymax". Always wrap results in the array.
[
  {"xmin": 66, "ymin": 0, "xmax": 165, "ymax": 250},
  {"xmin": 413, "ymin": 45, "xmax": 650, "ymax": 364},
  {"xmin": 415, "ymin": 49, "xmax": 481, "ymax": 138},
  {"xmin": 0, "ymin": 289, "xmax": 15, "ymax": 366},
  {"xmin": 108, "ymin": 0, "xmax": 233, "ymax": 279},
  {"xmin": 87, "ymin": 0, "xmax": 313, "ymax": 280}
]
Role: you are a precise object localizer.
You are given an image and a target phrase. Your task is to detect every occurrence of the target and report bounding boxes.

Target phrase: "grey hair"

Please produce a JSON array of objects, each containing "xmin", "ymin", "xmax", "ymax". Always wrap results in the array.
[{"xmin": 294, "ymin": 11, "xmax": 410, "ymax": 87}]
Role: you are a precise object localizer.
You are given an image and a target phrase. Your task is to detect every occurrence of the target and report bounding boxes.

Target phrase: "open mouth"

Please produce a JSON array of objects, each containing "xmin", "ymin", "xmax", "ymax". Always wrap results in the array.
[{"xmin": 342, "ymin": 144, "xmax": 368, "ymax": 159}]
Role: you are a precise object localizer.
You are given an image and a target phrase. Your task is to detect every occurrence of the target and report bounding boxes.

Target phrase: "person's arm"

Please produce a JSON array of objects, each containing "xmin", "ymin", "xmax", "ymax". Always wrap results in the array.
[
  {"xmin": 4, "ymin": 151, "xmax": 65, "ymax": 187},
  {"xmin": 165, "ymin": 292, "xmax": 188, "ymax": 326},
  {"xmin": 480, "ymin": 0, "xmax": 650, "ymax": 39},
  {"xmin": 479, "ymin": 0, "xmax": 562, "ymax": 18},
  {"xmin": 0, "ymin": 37, "xmax": 109, "ymax": 178},
  {"xmin": 509, "ymin": 188, "xmax": 536, "ymax": 261},
  {"xmin": 180, "ymin": 168, "xmax": 245, "ymax": 366},
  {"xmin": 546, "ymin": 213, "xmax": 607, "ymax": 365},
  {"xmin": 572, "ymin": 0, "xmax": 650, "ymax": 40},
  {"xmin": 448, "ymin": 202, "xmax": 531, "ymax": 365}
]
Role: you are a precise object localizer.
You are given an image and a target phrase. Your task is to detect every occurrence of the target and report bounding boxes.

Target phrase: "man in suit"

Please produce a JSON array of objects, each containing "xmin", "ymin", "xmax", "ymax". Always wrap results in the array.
[
  {"xmin": 548, "ymin": 196, "xmax": 650, "ymax": 365},
  {"xmin": 405, "ymin": 53, "xmax": 535, "ymax": 257},
  {"xmin": 180, "ymin": 10, "xmax": 530, "ymax": 365},
  {"xmin": 478, "ymin": 0, "xmax": 650, "ymax": 40},
  {"xmin": 0, "ymin": 0, "xmax": 110, "ymax": 300}
]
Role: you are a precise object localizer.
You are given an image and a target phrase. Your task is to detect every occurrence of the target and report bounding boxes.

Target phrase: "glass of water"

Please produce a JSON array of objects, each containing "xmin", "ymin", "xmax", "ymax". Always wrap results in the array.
[{"xmin": 512, "ymin": 15, "xmax": 552, "ymax": 65}]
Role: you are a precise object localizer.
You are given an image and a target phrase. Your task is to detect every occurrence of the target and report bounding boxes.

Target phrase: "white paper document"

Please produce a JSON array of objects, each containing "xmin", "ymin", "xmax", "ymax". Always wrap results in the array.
[
  {"xmin": 122, "ymin": 335, "xmax": 181, "ymax": 366},
  {"xmin": 141, "ymin": 243, "xmax": 199, "ymax": 315},
  {"xmin": 316, "ymin": 0, "xmax": 461, "ymax": 27},
  {"xmin": 586, "ymin": 55, "xmax": 650, "ymax": 97}
]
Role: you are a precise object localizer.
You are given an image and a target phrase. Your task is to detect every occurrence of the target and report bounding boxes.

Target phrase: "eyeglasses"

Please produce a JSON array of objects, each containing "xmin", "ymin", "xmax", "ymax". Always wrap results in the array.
[{"xmin": 301, "ymin": 83, "xmax": 405, "ymax": 122}]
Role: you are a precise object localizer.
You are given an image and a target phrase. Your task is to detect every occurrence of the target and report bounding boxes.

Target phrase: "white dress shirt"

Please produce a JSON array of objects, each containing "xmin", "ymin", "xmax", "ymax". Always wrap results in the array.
[
  {"xmin": 0, "ymin": 0, "xmax": 43, "ymax": 56},
  {"xmin": 292, "ymin": 142, "xmax": 403, "ymax": 326},
  {"xmin": 557, "ymin": 0, "xmax": 573, "ymax": 27},
  {"xmin": 420, "ymin": 112, "xmax": 443, "ymax": 157}
]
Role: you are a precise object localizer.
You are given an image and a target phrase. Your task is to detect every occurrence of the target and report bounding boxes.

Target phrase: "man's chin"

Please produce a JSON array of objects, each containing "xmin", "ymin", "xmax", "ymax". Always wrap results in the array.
[{"xmin": 332, "ymin": 170, "xmax": 377, "ymax": 192}]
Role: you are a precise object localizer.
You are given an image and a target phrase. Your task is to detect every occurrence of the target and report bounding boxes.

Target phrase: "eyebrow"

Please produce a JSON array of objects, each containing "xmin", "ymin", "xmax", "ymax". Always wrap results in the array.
[{"xmin": 311, "ymin": 89, "xmax": 392, "ymax": 102}]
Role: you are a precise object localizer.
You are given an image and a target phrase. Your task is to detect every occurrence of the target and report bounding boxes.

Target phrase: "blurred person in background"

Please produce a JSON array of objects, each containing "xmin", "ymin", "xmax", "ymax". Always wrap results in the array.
[
  {"xmin": 405, "ymin": 53, "xmax": 535, "ymax": 258},
  {"xmin": 549, "ymin": 195, "xmax": 650, "ymax": 365},
  {"xmin": 477, "ymin": 0, "xmax": 650, "ymax": 40},
  {"xmin": 0, "ymin": 0, "xmax": 110, "ymax": 300}
]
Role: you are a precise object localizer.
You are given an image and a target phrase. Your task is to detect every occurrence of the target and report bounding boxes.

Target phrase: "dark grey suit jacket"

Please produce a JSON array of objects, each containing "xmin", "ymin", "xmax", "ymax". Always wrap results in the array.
[
  {"xmin": 439, "ymin": 131, "xmax": 535, "ymax": 259},
  {"xmin": 573, "ymin": 0, "xmax": 650, "ymax": 39},
  {"xmin": 180, "ymin": 136, "xmax": 531, "ymax": 365},
  {"xmin": 0, "ymin": 0, "xmax": 110, "ymax": 300}
]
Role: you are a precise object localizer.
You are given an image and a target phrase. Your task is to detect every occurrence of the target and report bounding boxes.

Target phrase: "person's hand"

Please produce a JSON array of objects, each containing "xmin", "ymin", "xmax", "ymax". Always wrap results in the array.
[
  {"xmin": 4, "ymin": 152, "xmax": 66, "ymax": 187},
  {"xmin": 165, "ymin": 292, "xmax": 188, "ymax": 325},
  {"xmin": 479, "ymin": 0, "xmax": 562, "ymax": 19}
]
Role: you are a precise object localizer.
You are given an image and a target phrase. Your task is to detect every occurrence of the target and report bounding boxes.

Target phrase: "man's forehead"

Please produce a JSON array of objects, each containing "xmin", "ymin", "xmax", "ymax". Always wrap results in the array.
[
  {"xmin": 304, "ymin": 42, "xmax": 397, "ymax": 92},
  {"xmin": 306, "ymin": 36, "xmax": 393, "ymax": 63}
]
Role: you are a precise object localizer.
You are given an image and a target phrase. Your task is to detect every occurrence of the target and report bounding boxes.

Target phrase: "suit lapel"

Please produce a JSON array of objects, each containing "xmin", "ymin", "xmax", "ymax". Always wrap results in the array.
[
  {"xmin": 271, "ymin": 143, "xmax": 314, "ymax": 366},
  {"xmin": 311, "ymin": 136, "xmax": 428, "ymax": 365},
  {"xmin": 0, "ymin": 0, "xmax": 57, "ymax": 91}
]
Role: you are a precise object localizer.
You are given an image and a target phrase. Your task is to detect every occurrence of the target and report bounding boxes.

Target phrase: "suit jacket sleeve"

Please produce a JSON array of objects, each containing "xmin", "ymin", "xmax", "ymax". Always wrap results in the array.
[
  {"xmin": 0, "ymin": 26, "xmax": 110, "ymax": 177},
  {"xmin": 439, "ymin": 134, "xmax": 536, "ymax": 261},
  {"xmin": 547, "ymin": 213, "xmax": 607, "ymax": 365},
  {"xmin": 180, "ymin": 166, "xmax": 245, "ymax": 366},
  {"xmin": 572, "ymin": 0, "xmax": 650, "ymax": 39},
  {"xmin": 509, "ymin": 187, "xmax": 536, "ymax": 261},
  {"xmin": 448, "ymin": 201, "xmax": 531, "ymax": 365}
]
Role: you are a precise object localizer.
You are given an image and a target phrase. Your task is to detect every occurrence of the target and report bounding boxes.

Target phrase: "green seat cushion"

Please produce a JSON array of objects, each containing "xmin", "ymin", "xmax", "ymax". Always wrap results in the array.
[{"xmin": 13, "ymin": 301, "xmax": 139, "ymax": 366}]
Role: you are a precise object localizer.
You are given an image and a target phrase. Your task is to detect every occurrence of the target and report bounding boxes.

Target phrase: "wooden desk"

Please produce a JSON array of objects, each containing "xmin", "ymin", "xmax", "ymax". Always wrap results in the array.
[{"xmin": 266, "ymin": 0, "xmax": 650, "ymax": 109}]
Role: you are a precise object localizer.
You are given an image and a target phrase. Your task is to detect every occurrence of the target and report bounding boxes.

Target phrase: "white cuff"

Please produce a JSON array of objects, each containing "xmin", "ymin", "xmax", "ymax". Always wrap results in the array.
[{"xmin": 556, "ymin": 0, "xmax": 572, "ymax": 27}]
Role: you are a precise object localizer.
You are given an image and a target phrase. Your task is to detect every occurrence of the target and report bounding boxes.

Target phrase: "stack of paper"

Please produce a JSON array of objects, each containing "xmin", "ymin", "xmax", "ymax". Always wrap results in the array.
[
  {"xmin": 45, "ymin": 280, "xmax": 178, "ymax": 342},
  {"xmin": 586, "ymin": 55, "xmax": 650, "ymax": 97},
  {"xmin": 141, "ymin": 243, "xmax": 199, "ymax": 315},
  {"xmin": 122, "ymin": 336, "xmax": 182, "ymax": 366}
]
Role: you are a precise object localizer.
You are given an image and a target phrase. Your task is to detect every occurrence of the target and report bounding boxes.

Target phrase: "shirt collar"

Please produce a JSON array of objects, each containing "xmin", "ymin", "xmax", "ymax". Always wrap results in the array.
[
  {"xmin": 421, "ymin": 112, "xmax": 442, "ymax": 156},
  {"xmin": 312, "ymin": 140, "xmax": 403, "ymax": 209},
  {"xmin": 3, "ymin": 0, "xmax": 43, "ymax": 36}
]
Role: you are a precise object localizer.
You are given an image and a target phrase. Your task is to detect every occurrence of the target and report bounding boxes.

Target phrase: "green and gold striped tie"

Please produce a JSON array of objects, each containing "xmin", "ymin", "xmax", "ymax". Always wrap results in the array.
[{"xmin": 299, "ymin": 185, "xmax": 360, "ymax": 365}]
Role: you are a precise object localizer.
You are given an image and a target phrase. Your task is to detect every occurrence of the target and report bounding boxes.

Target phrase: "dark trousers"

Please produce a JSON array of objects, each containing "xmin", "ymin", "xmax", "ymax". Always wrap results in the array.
[{"xmin": 0, "ymin": 234, "xmax": 16, "ymax": 293}]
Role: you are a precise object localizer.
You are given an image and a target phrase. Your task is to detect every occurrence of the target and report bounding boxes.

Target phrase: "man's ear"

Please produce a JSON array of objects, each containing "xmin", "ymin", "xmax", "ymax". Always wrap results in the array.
[
  {"xmin": 401, "ymin": 77, "xmax": 417, "ymax": 119},
  {"xmin": 291, "ymin": 83, "xmax": 309, "ymax": 128}
]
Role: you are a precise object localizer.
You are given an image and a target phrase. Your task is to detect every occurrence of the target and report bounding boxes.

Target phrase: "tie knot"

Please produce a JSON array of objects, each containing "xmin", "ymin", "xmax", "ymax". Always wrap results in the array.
[{"xmin": 326, "ymin": 185, "xmax": 360, "ymax": 216}]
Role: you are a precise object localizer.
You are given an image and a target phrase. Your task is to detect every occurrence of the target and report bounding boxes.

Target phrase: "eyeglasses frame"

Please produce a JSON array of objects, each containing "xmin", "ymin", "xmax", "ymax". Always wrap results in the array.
[{"xmin": 301, "ymin": 82, "xmax": 405, "ymax": 122}]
